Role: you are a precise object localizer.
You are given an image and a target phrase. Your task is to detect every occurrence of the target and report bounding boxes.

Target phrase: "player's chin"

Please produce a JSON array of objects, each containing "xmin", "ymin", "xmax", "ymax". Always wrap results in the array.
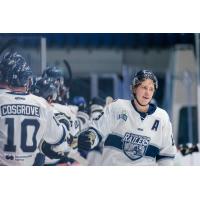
[{"xmin": 140, "ymin": 99, "xmax": 151, "ymax": 106}]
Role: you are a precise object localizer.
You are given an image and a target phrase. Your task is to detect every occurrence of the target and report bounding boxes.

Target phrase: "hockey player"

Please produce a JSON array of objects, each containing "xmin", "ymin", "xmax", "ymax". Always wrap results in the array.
[
  {"xmin": 41, "ymin": 67, "xmax": 87, "ymax": 164},
  {"xmin": 42, "ymin": 66, "xmax": 81, "ymax": 134},
  {"xmin": 0, "ymin": 53, "xmax": 68, "ymax": 165},
  {"xmin": 30, "ymin": 77, "xmax": 79, "ymax": 165},
  {"xmin": 77, "ymin": 70, "xmax": 177, "ymax": 166}
]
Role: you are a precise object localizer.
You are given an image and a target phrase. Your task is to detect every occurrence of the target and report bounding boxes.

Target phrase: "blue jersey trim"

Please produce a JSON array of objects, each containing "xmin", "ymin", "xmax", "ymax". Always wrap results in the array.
[
  {"xmin": 104, "ymin": 134, "xmax": 122, "ymax": 150},
  {"xmin": 131, "ymin": 100, "xmax": 157, "ymax": 120},
  {"xmin": 145, "ymin": 145, "xmax": 160, "ymax": 158},
  {"xmin": 104, "ymin": 133, "xmax": 160, "ymax": 160}
]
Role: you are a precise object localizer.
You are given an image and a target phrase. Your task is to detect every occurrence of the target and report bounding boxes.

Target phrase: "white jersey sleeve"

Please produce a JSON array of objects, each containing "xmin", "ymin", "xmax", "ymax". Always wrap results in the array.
[
  {"xmin": 86, "ymin": 103, "xmax": 115, "ymax": 165},
  {"xmin": 90, "ymin": 103, "xmax": 114, "ymax": 137},
  {"xmin": 42, "ymin": 107, "xmax": 66, "ymax": 145},
  {"xmin": 156, "ymin": 112, "xmax": 177, "ymax": 166},
  {"xmin": 90, "ymin": 104, "xmax": 104, "ymax": 120}
]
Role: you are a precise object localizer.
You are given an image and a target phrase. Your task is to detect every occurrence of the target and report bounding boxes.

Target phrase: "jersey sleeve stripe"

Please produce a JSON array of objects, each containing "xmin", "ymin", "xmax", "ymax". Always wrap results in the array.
[{"xmin": 104, "ymin": 133, "xmax": 161, "ymax": 160}]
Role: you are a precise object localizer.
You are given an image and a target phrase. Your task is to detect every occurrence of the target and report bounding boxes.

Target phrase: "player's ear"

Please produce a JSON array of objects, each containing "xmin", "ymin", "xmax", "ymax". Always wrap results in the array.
[
  {"xmin": 130, "ymin": 85, "xmax": 137, "ymax": 99},
  {"xmin": 132, "ymin": 86, "xmax": 136, "ymax": 95},
  {"xmin": 130, "ymin": 85, "xmax": 134, "ymax": 93}
]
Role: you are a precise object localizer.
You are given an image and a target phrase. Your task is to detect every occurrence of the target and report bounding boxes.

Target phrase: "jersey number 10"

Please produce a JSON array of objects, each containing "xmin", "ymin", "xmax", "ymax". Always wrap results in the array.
[{"xmin": 4, "ymin": 118, "xmax": 40, "ymax": 153}]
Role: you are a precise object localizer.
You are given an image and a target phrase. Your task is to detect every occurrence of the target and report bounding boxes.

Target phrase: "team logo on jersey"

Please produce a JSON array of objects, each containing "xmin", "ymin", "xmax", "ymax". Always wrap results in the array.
[
  {"xmin": 122, "ymin": 133, "xmax": 150, "ymax": 161},
  {"xmin": 118, "ymin": 110, "xmax": 128, "ymax": 121}
]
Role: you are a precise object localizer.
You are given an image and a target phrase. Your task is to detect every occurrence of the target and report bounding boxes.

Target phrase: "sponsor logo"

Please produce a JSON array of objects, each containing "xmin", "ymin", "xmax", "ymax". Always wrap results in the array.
[{"xmin": 5, "ymin": 155, "xmax": 14, "ymax": 160}]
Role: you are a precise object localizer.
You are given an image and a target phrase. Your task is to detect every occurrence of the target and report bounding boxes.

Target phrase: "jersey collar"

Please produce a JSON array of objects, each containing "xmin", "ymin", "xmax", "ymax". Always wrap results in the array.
[{"xmin": 131, "ymin": 100, "xmax": 157, "ymax": 120}]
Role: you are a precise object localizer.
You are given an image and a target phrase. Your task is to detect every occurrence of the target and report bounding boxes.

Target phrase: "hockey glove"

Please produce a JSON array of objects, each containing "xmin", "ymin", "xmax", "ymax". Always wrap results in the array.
[
  {"xmin": 179, "ymin": 144, "xmax": 190, "ymax": 156},
  {"xmin": 77, "ymin": 130, "xmax": 97, "ymax": 151}
]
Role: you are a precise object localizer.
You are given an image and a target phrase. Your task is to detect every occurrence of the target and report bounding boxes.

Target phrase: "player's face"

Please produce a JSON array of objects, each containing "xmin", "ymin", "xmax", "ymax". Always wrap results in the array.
[{"xmin": 134, "ymin": 79, "xmax": 155, "ymax": 106}]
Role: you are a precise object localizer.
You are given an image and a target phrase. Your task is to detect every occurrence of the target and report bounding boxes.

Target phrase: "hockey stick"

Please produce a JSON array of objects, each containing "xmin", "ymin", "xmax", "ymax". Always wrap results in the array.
[
  {"xmin": 63, "ymin": 59, "xmax": 72, "ymax": 86},
  {"xmin": 62, "ymin": 60, "xmax": 89, "ymax": 165}
]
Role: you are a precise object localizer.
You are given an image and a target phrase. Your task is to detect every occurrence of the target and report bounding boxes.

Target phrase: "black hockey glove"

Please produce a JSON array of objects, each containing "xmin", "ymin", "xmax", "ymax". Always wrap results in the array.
[
  {"xmin": 179, "ymin": 144, "xmax": 190, "ymax": 156},
  {"xmin": 77, "ymin": 130, "xmax": 96, "ymax": 151},
  {"xmin": 179, "ymin": 144, "xmax": 199, "ymax": 156}
]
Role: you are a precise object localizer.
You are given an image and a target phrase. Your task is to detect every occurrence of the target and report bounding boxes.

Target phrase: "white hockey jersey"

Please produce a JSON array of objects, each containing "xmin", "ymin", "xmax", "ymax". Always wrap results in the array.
[
  {"xmin": 88, "ymin": 99, "xmax": 177, "ymax": 166},
  {"xmin": 0, "ymin": 92, "xmax": 66, "ymax": 166}
]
